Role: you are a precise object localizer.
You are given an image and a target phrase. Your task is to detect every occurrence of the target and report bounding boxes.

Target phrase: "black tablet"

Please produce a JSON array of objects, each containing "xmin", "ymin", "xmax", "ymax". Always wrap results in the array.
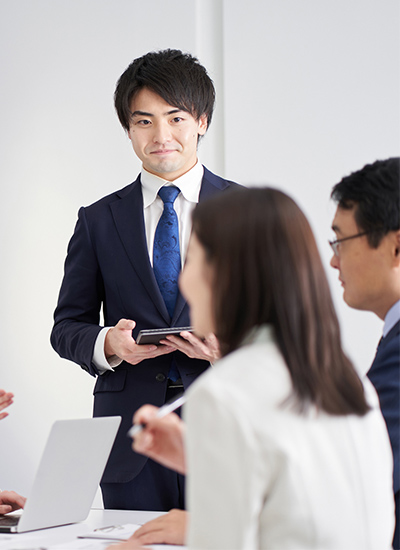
[{"xmin": 136, "ymin": 326, "xmax": 193, "ymax": 345}]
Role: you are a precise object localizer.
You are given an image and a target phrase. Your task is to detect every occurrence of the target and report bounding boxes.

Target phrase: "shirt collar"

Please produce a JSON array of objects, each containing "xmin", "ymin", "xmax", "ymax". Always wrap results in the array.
[
  {"xmin": 383, "ymin": 299, "xmax": 400, "ymax": 337},
  {"xmin": 141, "ymin": 162, "xmax": 204, "ymax": 208}
]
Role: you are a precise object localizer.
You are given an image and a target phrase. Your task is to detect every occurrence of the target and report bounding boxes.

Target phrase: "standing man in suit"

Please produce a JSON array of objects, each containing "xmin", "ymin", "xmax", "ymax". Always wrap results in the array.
[
  {"xmin": 330, "ymin": 157, "xmax": 400, "ymax": 549},
  {"xmin": 51, "ymin": 49, "xmax": 239, "ymax": 512}
]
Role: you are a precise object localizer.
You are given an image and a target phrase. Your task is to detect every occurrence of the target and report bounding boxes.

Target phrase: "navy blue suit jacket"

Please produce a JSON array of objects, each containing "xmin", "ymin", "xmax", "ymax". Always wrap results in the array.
[
  {"xmin": 368, "ymin": 320, "xmax": 400, "ymax": 549},
  {"xmin": 51, "ymin": 167, "xmax": 239, "ymax": 483}
]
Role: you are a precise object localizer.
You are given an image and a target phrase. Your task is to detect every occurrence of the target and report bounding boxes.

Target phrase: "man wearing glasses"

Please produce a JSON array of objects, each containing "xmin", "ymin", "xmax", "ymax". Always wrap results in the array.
[{"xmin": 330, "ymin": 157, "xmax": 400, "ymax": 549}]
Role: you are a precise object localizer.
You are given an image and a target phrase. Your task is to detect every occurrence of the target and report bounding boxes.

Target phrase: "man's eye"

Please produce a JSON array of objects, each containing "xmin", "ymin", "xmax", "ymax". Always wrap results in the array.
[
  {"xmin": 172, "ymin": 117, "xmax": 183, "ymax": 123},
  {"xmin": 137, "ymin": 119, "xmax": 151, "ymax": 125}
]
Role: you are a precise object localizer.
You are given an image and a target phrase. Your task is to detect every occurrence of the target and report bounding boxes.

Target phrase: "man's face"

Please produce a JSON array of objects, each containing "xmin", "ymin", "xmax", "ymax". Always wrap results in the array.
[
  {"xmin": 179, "ymin": 233, "xmax": 215, "ymax": 339},
  {"xmin": 330, "ymin": 206, "xmax": 397, "ymax": 319},
  {"xmin": 127, "ymin": 87, "xmax": 207, "ymax": 181}
]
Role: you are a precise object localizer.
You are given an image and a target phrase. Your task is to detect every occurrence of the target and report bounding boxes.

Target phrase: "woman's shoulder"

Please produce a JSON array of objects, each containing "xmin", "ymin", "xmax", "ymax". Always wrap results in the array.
[{"xmin": 188, "ymin": 325, "xmax": 292, "ymax": 412}]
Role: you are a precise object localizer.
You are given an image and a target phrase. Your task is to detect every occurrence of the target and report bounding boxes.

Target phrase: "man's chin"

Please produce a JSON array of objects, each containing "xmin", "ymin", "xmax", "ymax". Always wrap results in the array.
[{"xmin": 343, "ymin": 292, "xmax": 365, "ymax": 312}]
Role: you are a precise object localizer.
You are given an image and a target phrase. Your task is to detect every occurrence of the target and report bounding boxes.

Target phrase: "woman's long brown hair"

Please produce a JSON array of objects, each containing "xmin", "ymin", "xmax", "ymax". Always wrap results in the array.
[{"xmin": 192, "ymin": 187, "xmax": 369, "ymax": 416}]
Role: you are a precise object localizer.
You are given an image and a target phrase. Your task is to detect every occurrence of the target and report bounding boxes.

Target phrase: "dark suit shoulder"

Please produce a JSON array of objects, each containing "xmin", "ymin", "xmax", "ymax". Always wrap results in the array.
[
  {"xmin": 200, "ymin": 166, "xmax": 241, "ymax": 204},
  {"xmin": 368, "ymin": 319, "xmax": 400, "ymax": 494},
  {"xmin": 82, "ymin": 175, "xmax": 141, "ymax": 213},
  {"xmin": 368, "ymin": 321, "xmax": 400, "ymax": 385},
  {"xmin": 202, "ymin": 165, "xmax": 241, "ymax": 189}
]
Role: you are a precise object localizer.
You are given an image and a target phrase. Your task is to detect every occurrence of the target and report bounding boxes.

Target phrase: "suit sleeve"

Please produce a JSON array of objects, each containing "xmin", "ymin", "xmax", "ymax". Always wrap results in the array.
[
  {"xmin": 50, "ymin": 207, "xmax": 105, "ymax": 376},
  {"xmin": 367, "ymin": 335, "xmax": 400, "ymax": 494}
]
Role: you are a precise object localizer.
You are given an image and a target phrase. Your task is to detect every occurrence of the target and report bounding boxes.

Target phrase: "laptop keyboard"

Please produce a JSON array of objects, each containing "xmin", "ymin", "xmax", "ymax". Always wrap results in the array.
[{"xmin": 0, "ymin": 515, "xmax": 20, "ymax": 526}]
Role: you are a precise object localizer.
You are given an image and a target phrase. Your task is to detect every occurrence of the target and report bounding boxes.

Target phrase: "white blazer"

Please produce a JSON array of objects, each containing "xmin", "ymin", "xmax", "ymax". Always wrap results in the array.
[{"xmin": 184, "ymin": 326, "xmax": 395, "ymax": 549}]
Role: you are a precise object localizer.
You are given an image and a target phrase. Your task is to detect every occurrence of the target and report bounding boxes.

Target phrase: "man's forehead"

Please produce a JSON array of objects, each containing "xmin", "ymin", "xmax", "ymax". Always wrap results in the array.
[
  {"xmin": 129, "ymin": 87, "xmax": 188, "ymax": 114},
  {"xmin": 331, "ymin": 205, "xmax": 358, "ymax": 234}
]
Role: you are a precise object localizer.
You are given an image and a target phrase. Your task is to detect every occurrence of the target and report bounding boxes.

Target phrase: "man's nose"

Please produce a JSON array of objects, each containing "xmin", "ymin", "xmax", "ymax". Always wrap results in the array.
[
  {"xmin": 330, "ymin": 253, "xmax": 339, "ymax": 269},
  {"xmin": 153, "ymin": 122, "xmax": 172, "ymax": 144}
]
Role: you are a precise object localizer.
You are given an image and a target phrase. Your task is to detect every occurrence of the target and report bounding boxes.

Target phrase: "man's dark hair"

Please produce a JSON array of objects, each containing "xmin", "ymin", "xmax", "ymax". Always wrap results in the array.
[
  {"xmin": 331, "ymin": 157, "xmax": 400, "ymax": 247},
  {"xmin": 114, "ymin": 49, "xmax": 215, "ymax": 134}
]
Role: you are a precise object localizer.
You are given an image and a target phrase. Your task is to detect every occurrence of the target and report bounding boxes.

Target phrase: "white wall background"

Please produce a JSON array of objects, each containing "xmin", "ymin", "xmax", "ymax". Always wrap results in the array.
[{"xmin": 0, "ymin": 0, "xmax": 398, "ymax": 502}]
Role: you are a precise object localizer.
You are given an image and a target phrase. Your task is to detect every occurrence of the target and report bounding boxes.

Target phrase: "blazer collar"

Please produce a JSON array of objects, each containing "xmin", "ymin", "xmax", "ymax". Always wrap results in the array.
[
  {"xmin": 110, "ymin": 175, "xmax": 170, "ymax": 322},
  {"xmin": 110, "ymin": 168, "xmax": 231, "ymax": 325}
]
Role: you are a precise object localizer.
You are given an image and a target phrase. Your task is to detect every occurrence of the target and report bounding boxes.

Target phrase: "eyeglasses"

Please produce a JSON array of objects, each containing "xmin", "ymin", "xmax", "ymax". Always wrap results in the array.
[{"xmin": 329, "ymin": 231, "xmax": 370, "ymax": 257}]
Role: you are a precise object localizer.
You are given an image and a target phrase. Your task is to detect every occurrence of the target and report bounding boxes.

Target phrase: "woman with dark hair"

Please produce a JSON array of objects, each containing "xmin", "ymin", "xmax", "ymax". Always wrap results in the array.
[{"xmin": 116, "ymin": 188, "xmax": 394, "ymax": 549}]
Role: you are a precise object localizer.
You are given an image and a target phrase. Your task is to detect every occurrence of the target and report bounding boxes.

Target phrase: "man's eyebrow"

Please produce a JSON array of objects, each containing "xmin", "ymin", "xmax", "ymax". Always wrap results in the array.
[
  {"xmin": 130, "ymin": 108, "xmax": 183, "ymax": 118},
  {"xmin": 130, "ymin": 110, "xmax": 153, "ymax": 117}
]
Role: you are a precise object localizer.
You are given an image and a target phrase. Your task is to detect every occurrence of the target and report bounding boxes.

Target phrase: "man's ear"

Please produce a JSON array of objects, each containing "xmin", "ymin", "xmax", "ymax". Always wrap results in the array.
[{"xmin": 197, "ymin": 114, "xmax": 208, "ymax": 136}]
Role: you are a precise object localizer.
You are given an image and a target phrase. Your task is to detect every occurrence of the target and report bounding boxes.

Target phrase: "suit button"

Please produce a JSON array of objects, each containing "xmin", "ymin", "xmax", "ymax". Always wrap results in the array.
[{"xmin": 156, "ymin": 373, "xmax": 166, "ymax": 382}]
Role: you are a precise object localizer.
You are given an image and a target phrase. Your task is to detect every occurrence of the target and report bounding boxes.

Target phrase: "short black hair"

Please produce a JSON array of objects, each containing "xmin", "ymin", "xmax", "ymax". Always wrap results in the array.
[
  {"xmin": 114, "ymin": 49, "xmax": 215, "ymax": 133},
  {"xmin": 331, "ymin": 157, "xmax": 400, "ymax": 247}
]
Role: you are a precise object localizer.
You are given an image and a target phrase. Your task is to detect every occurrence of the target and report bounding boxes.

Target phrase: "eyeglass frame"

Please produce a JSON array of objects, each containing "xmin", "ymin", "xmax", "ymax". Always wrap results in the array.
[{"xmin": 329, "ymin": 230, "xmax": 371, "ymax": 257}]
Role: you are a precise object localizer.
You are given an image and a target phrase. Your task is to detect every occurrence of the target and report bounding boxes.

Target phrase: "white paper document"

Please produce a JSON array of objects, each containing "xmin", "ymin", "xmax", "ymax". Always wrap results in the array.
[{"xmin": 79, "ymin": 523, "xmax": 141, "ymax": 541}]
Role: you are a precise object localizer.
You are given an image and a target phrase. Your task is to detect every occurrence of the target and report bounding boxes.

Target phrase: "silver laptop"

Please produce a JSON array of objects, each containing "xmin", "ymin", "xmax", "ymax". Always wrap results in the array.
[{"xmin": 0, "ymin": 416, "xmax": 121, "ymax": 533}]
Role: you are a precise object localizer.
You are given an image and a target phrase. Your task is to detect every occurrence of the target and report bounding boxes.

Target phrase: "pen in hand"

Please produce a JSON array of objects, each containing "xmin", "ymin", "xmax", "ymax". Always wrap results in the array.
[{"xmin": 127, "ymin": 394, "xmax": 187, "ymax": 438}]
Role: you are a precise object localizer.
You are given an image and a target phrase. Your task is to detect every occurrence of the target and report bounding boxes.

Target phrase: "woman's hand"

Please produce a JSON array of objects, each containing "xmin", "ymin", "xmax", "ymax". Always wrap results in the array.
[{"xmin": 131, "ymin": 405, "xmax": 186, "ymax": 474}]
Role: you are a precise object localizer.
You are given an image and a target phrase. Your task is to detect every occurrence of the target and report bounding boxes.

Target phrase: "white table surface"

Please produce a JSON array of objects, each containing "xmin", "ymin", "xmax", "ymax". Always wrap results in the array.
[{"xmin": 0, "ymin": 509, "xmax": 186, "ymax": 550}]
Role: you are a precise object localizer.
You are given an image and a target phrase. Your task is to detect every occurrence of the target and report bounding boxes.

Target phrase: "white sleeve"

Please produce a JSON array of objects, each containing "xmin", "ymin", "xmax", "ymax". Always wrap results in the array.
[
  {"xmin": 92, "ymin": 327, "xmax": 122, "ymax": 374},
  {"xmin": 184, "ymin": 382, "xmax": 271, "ymax": 550}
]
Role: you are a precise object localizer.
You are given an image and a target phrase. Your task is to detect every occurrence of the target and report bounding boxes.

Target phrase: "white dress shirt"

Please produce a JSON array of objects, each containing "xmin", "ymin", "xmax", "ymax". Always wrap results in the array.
[
  {"xmin": 383, "ymin": 299, "xmax": 400, "ymax": 338},
  {"xmin": 184, "ymin": 325, "xmax": 395, "ymax": 549},
  {"xmin": 93, "ymin": 162, "xmax": 204, "ymax": 373}
]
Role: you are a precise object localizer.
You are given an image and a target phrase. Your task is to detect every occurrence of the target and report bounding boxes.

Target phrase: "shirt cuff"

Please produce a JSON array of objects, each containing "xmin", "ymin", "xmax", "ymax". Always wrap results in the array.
[{"xmin": 93, "ymin": 327, "xmax": 123, "ymax": 374}]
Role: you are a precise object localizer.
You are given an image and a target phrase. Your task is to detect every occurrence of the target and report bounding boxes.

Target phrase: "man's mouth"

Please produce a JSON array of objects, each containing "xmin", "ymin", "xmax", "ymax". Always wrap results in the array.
[{"xmin": 150, "ymin": 149, "xmax": 176, "ymax": 155}]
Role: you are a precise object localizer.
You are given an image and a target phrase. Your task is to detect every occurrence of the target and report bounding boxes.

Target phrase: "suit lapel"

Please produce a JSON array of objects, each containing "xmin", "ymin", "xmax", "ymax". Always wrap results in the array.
[
  {"xmin": 110, "ymin": 176, "xmax": 170, "ymax": 323},
  {"xmin": 110, "ymin": 168, "xmax": 235, "ymax": 326}
]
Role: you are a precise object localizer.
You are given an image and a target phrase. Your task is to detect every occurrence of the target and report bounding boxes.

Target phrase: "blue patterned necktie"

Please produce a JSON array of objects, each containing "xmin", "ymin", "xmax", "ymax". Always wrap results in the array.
[{"xmin": 153, "ymin": 186, "xmax": 181, "ymax": 318}]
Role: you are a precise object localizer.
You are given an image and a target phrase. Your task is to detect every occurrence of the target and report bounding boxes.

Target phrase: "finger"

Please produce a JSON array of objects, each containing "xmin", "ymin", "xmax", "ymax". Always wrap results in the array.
[
  {"xmin": 0, "ymin": 491, "xmax": 26, "ymax": 510},
  {"xmin": 132, "ymin": 521, "xmax": 167, "ymax": 542},
  {"xmin": 158, "ymin": 337, "xmax": 180, "ymax": 349},
  {"xmin": 117, "ymin": 318, "xmax": 136, "ymax": 331},
  {"xmin": 132, "ymin": 405, "xmax": 160, "ymax": 426},
  {"xmin": 0, "ymin": 393, "xmax": 13, "ymax": 406},
  {"xmin": 132, "ymin": 432, "xmax": 154, "ymax": 454},
  {"xmin": 180, "ymin": 330, "xmax": 200, "ymax": 341},
  {"xmin": 132, "ymin": 343, "xmax": 173, "ymax": 358},
  {"xmin": 135, "ymin": 531, "xmax": 168, "ymax": 544},
  {"xmin": 0, "ymin": 390, "xmax": 13, "ymax": 399},
  {"xmin": 0, "ymin": 505, "xmax": 12, "ymax": 514},
  {"xmin": 134, "ymin": 344, "xmax": 158, "ymax": 354},
  {"xmin": 162, "ymin": 335, "xmax": 192, "ymax": 350},
  {"xmin": 13, "ymin": 494, "xmax": 27, "ymax": 509},
  {"xmin": 151, "ymin": 344, "xmax": 175, "ymax": 355},
  {"xmin": 205, "ymin": 333, "xmax": 219, "ymax": 347}
]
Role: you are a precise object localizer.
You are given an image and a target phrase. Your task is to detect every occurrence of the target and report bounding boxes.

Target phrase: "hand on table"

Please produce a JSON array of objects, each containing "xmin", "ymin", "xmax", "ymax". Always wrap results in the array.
[{"xmin": 107, "ymin": 509, "xmax": 187, "ymax": 549}]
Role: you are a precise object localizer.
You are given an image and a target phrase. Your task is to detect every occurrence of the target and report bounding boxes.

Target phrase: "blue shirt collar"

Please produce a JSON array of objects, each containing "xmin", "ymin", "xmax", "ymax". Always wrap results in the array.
[{"xmin": 383, "ymin": 299, "xmax": 400, "ymax": 337}]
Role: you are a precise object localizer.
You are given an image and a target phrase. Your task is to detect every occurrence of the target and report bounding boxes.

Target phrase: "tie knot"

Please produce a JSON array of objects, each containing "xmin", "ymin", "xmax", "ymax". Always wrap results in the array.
[{"xmin": 158, "ymin": 186, "xmax": 180, "ymax": 205}]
